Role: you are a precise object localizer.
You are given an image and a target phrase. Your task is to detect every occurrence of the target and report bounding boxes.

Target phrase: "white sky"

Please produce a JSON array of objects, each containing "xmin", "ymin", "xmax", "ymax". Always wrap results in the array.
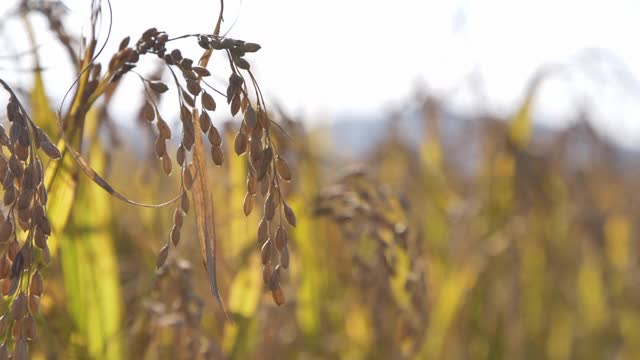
[{"xmin": 1, "ymin": 0, "xmax": 640, "ymax": 147}]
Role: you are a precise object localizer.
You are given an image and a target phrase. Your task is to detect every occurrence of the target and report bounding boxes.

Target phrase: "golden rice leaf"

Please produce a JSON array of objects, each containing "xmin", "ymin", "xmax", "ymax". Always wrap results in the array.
[
  {"xmin": 59, "ymin": 140, "xmax": 123, "ymax": 360},
  {"xmin": 509, "ymin": 90, "xmax": 535, "ymax": 149},
  {"xmin": 30, "ymin": 69, "xmax": 56, "ymax": 135},
  {"xmin": 39, "ymin": 85, "xmax": 85, "ymax": 255},
  {"xmin": 43, "ymin": 143, "xmax": 77, "ymax": 254},
  {"xmin": 290, "ymin": 152, "xmax": 328, "ymax": 338},
  {"xmin": 520, "ymin": 237, "xmax": 546, "ymax": 336},
  {"xmin": 418, "ymin": 258, "xmax": 482, "ymax": 359},
  {"xmin": 578, "ymin": 247, "xmax": 608, "ymax": 331},
  {"xmin": 226, "ymin": 256, "xmax": 261, "ymax": 317},
  {"xmin": 223, "ymin": 256, "xmax": 261, "ymax": 357},
  {"xmin": 509, "ymin": 71, "xmax": 547, "ymax": 149},
  {"xmin": 604, "ymin": 213, "xmax": 631, "ymax": 270}
]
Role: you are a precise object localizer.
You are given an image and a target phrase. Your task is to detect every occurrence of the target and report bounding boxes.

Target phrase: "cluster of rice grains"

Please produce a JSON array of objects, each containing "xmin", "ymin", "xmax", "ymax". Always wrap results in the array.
[
  {"xmin": 313, "ymin": 168, "xmax": 427, "ymax": 329},
  {"xmin": 0, "ymin": 82, "xmax": 61, "ymax": 359},
  {"xmin": 109, "ymin": 28, "xmax": 296, "ymax": 307},
  {"xmin": 129, "ymin": 259, "xmax": 223, "ymax": 358}
]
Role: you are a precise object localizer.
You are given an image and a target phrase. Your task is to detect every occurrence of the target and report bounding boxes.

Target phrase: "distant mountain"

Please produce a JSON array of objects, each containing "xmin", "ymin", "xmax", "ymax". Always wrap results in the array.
[{"xmin": 328, "ymin": 106, "xmax": 640, "ymax": 175}]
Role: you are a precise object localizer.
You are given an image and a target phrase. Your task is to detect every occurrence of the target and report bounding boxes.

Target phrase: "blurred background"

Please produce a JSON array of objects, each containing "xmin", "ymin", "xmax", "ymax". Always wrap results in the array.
[{"xmin": 1, "ymin": 0, "xmax": 640, "ymax": 359}]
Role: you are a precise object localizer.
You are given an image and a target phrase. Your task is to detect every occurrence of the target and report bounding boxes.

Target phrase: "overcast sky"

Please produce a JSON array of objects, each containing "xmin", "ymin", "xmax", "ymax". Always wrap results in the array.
[{"xmin": 1, "ymin": 0, "xmax": 640, "ymax": 147}]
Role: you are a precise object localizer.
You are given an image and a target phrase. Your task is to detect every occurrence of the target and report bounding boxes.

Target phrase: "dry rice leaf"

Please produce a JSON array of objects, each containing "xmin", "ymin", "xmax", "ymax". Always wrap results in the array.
[{"xmin": 191, "ymin": 111, "xmax": 229, "ymax": 318}]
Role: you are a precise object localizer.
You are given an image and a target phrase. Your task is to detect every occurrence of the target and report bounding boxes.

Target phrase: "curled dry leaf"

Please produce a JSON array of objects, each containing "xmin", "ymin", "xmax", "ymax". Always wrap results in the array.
[{"xmin": 190, "ymin": 121, "xmax": 228, "ymax": 316}]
